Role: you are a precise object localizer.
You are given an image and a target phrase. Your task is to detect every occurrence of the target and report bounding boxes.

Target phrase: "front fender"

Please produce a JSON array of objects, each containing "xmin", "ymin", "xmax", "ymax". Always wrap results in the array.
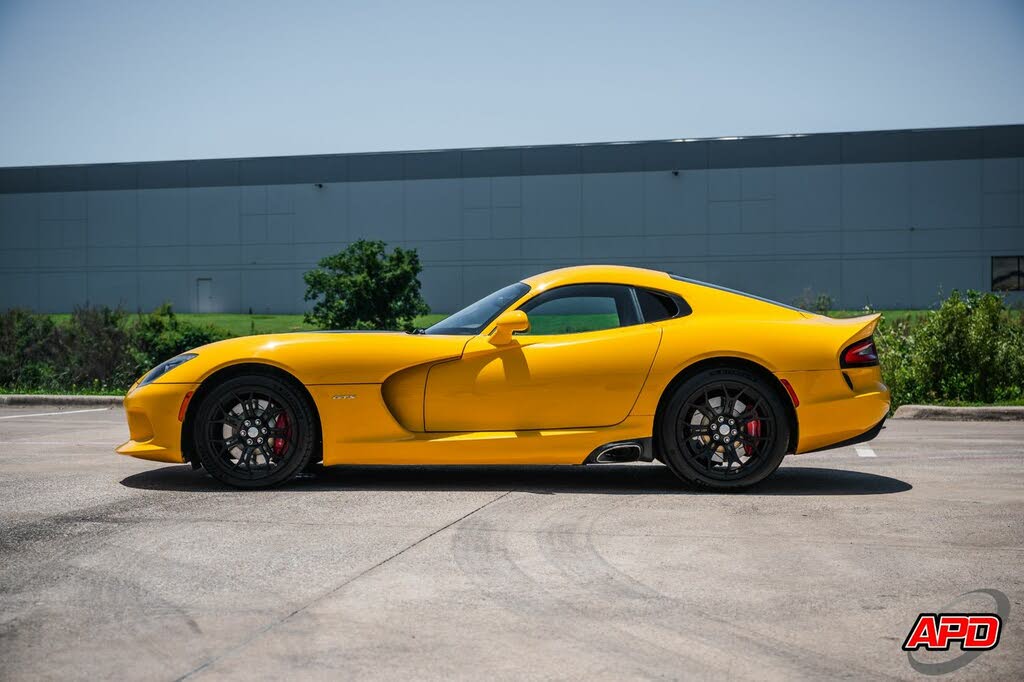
[{"xmin": 145, "ymin": 332, "xmax": 470, "ymax": 387}]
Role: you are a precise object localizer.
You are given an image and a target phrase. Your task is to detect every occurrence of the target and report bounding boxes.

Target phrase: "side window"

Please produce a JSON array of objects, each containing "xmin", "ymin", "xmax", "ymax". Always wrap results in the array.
[
  {"xmin": 518, "ymin": 284, "xmax": 639, "ymax": 335},
  {"xmin": 635, "ymin": 288, "xmax": 680, "ymax": 322}
]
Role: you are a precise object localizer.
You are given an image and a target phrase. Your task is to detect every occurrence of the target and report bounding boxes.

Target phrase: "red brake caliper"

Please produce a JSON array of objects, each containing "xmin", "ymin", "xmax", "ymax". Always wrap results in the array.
[
  {"xmin": 744, "ymin": 419, "xmax": 760, "ymax": 454},
  {"xmin": 272, "ymin": 411, "xmax": 290, "ymax": 458}
]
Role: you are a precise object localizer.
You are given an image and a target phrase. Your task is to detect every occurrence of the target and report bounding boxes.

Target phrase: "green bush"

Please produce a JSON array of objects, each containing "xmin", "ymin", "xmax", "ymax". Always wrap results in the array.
[
  {"xmin": 56, "ymin": 307, "xmax": 132, "ymax": 388},
  {"xmin": 127, "ymin": 304, "xmax": 227, "ymax": 377},
  {"xmin": 873, "ymin": 317, "xmax": 920, "ymax": 409},
  {"xmin": 876, "ymin": 290, "xmax": 1024, "ymax": 408},
  {"xmin": 303, "ymin": 240, "xmax": 429, "ymax": 331},
  {"xmin": 0, "ymin": 309, "xmax": 61, "ymax": 390},
  {"xmin": 0, "ymin": 304, "xmax": 226, "ymax": 394}
]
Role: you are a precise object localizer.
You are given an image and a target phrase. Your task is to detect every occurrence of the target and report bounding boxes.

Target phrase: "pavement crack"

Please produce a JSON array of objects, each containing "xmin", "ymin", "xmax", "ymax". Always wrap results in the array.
[{"xmin": 175, "ymin": 490, "xmax": 513, "ymax": 681}]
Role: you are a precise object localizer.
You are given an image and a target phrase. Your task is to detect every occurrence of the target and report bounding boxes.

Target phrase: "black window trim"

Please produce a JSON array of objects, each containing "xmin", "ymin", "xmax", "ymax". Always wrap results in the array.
[{"xmin": 508, "ymin": 282, "xmax": 692, "ymax": 336}]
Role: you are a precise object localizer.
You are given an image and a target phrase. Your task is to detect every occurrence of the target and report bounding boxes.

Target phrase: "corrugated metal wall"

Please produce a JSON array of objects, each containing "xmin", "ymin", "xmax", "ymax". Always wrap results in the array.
[{"xmin": 1, "ymin": 126, "xmax": 1022, "ymax": 313}]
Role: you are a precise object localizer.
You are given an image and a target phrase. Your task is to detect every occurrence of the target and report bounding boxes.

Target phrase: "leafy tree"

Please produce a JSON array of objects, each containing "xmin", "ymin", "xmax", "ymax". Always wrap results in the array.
[{"xmin": 303, "ymin": 240, "xmax": 430, "ymax": 331}]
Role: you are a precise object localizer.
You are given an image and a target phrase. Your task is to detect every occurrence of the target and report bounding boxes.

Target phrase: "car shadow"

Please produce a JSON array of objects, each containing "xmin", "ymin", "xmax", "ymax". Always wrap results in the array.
[{"xmin": 120, "ymin": 463, "xmax": 912, "ymax": 496}]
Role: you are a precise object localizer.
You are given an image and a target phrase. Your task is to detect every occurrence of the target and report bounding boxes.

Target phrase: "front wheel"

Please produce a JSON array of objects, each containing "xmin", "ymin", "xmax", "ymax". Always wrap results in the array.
[
  {"xmin": 193, "ymin": 374, "xmax": 317, "ymax": 489},
  {"xmin": 658, "ymin": 368, "xmax": 790, "ymax": 491}
]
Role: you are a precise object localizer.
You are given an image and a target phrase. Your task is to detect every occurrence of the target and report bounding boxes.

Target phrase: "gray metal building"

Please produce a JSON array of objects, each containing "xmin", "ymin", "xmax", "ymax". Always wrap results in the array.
[{"xmin": 1, "ymin": 124, "xmax": 1022, "ymax": 314}]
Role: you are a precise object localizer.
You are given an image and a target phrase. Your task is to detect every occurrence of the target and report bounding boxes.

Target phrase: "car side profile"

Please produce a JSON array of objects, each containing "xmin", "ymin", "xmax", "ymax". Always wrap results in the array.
[{"xmin": 117, "ymin": 265, "xmax": 890, "ymax": 490}]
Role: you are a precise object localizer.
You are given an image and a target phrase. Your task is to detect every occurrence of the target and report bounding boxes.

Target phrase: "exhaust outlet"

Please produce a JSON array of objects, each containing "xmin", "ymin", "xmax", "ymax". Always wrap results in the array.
[{"xmin": 594, "ymin": 442, "xmax": 643, "ymax": 463}]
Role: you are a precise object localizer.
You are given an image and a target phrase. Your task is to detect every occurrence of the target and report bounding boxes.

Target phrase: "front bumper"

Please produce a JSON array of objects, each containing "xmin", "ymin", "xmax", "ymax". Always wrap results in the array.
[{"xmin": 115, "ymin": 382, "xmax": 199, "ymax": 463}]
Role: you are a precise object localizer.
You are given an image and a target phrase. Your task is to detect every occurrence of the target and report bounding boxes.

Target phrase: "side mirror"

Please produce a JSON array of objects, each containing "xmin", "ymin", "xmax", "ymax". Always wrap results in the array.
[{"xmin": 489, "ymin": 310, "xmax": 530, "ymax": 346}]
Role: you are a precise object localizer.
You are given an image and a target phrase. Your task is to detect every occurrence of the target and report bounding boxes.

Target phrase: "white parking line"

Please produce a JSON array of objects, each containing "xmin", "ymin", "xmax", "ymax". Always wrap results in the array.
[
  {"xmin": 10, "ymin": 441, "xmax": 117, "ymax": 445},
  {"xmin": 855, "ymin": 446, "xmax": 877, "ymax": 458},
  {"xmin": 0, "ymin": 407, "xmax": 110, "ymax": 420}
]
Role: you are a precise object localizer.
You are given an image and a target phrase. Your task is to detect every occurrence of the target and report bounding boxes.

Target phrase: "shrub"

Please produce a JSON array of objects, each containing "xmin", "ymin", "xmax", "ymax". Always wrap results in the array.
[
  {"xmin": 875, "ymin": 290, "xmax": 1024, "ymax": 408},
  {"xmin": 0, "ymin": 309, "xmax": 60, "ymax": 389},
  {"xmin": 0, "ymin": 304, "xmax": 227, "ymax": 394},
  {"xmin": 55, "ymin": 307, "xmax": 133, "ymax": 388},
  {"xmin": 873, "ymin": 317, "xmax": 921, "ymax": 409},
  {"xmin": 303, "ymin": 240, "xmax": 429, "ymax": 331},
  {"xmin": 126, "ymin": 304, "xmax": 227, "ymax": 379}
]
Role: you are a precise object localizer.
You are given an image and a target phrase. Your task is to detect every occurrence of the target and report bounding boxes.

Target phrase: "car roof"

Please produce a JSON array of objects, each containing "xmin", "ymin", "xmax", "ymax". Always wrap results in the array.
[
  {"xmin": 520, "ymin": 265, "xmax": 810, "ymax": 318},
  {"xmin": 520, "ymin": 264, "xmax": 676, "ymax": 292}
]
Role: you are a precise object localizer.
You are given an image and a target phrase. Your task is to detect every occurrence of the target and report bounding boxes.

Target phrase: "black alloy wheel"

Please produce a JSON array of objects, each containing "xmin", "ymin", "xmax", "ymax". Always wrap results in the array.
[
  {"xmin": 658, "ymin": 368, "xmax": 790, "ymax": 490},
  {"xmin": 193, "ymin": 374, "xmax": 316, "ymax": 488}
]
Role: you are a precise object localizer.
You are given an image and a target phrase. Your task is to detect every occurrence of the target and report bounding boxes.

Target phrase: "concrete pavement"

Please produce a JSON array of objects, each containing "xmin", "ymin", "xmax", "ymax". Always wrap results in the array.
[{"xmin": 1, "ymin": 406, "xmax": 1021, "ymax": 680}]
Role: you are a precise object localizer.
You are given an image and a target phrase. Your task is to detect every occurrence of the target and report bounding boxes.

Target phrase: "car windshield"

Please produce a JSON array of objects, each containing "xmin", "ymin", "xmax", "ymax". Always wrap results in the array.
[{"xmin": 424, "ymin": 282, "xmax": 530, "ymax": 335}]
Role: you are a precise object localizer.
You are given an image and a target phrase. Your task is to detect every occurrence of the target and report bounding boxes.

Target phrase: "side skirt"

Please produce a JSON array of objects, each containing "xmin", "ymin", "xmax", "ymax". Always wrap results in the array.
[{"xmin": 322, "ymin": 416, "xmax": 656, "ymax": 466}]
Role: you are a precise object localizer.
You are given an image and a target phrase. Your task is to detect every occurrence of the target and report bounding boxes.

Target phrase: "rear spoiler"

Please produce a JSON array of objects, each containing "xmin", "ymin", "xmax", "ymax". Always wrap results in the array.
[
  {"xmin": 835, "ymin": 313, "xmax": 881, "ymax": 348},
  {"xmin": 800, "ymin": 313, "xmax": 882, "ymax": 365}
]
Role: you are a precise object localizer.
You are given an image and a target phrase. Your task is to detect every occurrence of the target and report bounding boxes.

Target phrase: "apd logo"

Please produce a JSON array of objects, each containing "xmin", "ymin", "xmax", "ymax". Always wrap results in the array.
[{"xmin": 902, "ymin": 589, "xmax": 1009, "ymax": 675}]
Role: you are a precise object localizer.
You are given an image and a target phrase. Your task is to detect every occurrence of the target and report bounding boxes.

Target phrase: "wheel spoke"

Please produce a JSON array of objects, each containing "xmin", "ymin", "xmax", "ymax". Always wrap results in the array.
[
  {"xmin": 215, "ymin": 438, "xmax": 239, "ymax": 456},
  {"xmin": 211, "ymin": 418, "xmax": 242, "ymax": 427},
  {"xmin": 719, "ymin": 384, "xmax": 734, "ymax": 415},
  {"xmin": 692, "ymin": 442, "xmax": 717, "ymax": 470},
  {"xmin": 723, "ymin": 445, "xmax": 742, "ymax": 468},
  {"xmin": 229, "ymin": 445, "xmax": 248, "ymax": 471},
  {"xmin": 229, "ymin": 392, "xmax": 250, "ymax": 420},
  {"xmin": 734, "ymin": 399, "xmax": 764, "ymax": 422}
]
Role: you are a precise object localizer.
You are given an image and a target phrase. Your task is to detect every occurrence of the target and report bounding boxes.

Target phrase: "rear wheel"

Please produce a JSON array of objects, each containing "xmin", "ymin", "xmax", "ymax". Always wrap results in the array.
[
  {"xmin": 193, "ymin": 374, "xmax": 316, "ymax": 489},
  {"xmin": 658, "ymin": 368, "xmax": 789, "ymax": 490}
]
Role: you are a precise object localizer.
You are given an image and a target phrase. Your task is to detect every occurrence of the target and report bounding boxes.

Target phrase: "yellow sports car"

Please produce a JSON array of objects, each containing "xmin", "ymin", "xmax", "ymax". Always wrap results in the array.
[{"xmin": 117, "ymin": 265, "xmax": 889, "ymax": 490}]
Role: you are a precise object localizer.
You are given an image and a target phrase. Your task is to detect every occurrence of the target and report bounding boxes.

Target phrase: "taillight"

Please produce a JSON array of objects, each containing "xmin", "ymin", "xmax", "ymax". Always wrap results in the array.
[{"xmin": 841, "ymin": 337, "xmax": 879, "ymax": 368}]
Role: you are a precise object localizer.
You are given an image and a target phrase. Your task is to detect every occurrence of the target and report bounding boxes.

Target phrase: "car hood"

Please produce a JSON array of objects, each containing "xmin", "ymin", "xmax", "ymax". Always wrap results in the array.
[{"xmin": 155, "ymin": 331, "xmax": 472, "ymax": 386}]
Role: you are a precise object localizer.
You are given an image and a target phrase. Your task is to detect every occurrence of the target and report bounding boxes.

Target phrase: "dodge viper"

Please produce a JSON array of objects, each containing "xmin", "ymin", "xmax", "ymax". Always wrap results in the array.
[{"xmin": 117, "ymin": 265, "xmax": 889, "ymax": 490}]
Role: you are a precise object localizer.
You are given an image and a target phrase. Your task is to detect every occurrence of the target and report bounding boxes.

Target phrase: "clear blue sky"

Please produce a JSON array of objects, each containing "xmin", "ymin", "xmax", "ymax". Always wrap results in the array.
[{"xmin": 1, "ymin": 0, "xmax": 1022, "ymax": 167}]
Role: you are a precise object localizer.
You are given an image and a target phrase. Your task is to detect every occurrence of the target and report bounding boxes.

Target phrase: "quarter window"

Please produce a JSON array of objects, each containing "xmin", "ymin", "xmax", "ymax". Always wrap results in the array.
[
  {"xmin": 992, "ymin": 256, "xmax": 1023, "ymax": 292},
  {"xmin": 635, "ymin": 288, "xmax": 680, "ymax": 322}
]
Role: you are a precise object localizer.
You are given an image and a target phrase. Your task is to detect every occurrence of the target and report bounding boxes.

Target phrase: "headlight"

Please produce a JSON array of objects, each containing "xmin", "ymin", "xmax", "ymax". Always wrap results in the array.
[{"xmin": 138, "ymin": 353, "xmax": 198, "ymax": 387}]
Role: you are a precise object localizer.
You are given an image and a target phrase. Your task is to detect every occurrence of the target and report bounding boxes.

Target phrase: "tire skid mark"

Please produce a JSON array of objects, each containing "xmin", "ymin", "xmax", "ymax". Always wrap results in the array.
[
  {"xmin": 451, "ymin": 493, "xmax": 729, "ymax": 678},
  {"xmin": 176, "ymin": 490, "xmax": 512, "ymax": 681},
  {"xmin": 454, "ymin": 492, "xmax": 899, "ymax": 680},
  {"xmin": 1, "ymin": 522, "xmax": 209, "ymax": 677},
  {"xmin": 534, "ymin": 500, "xmax": 771, "ymax": 679},
  {"xmin": 569, "ymin": 495, "xmax": 900, "ymax": 680},
  {"xmin": 1, "ymin": 494, "xmax": 206, "ymax": 594}
]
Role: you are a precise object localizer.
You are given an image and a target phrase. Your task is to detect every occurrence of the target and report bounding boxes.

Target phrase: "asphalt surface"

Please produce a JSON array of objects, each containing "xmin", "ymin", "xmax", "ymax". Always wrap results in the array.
[{"xmin": 1, "ymin": 406, "xmax": 1021, "ymax": 680}]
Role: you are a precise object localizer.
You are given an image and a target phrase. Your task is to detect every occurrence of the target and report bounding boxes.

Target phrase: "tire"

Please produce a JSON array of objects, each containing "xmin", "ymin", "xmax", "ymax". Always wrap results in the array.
[
  {"xmin": 657, "ymin": 367, "xmax": 790, "ymax": 491},
  {"xmin": 193, "ymin": 374, "xmax": 317, "ymax": 489}
]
